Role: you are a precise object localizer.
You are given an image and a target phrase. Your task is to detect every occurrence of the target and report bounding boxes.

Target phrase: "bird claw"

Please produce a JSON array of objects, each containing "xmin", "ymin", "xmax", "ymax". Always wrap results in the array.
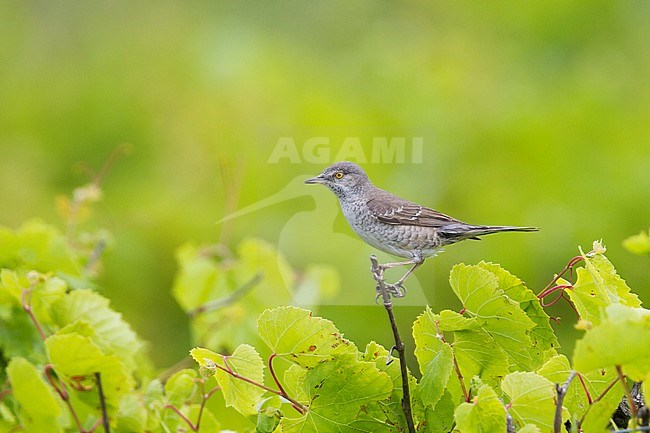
[
  {"xmin": 387, "ymin": 283, "xmax": 407, "ymax": 298},
  {"xmin": 375, "ymin": 282, "xmax": 407, "ymax": 299}
]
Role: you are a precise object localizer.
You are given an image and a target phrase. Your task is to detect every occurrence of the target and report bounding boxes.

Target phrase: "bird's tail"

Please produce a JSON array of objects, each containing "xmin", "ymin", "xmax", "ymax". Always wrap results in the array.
[{"xmin": 439, "ymin": 224, "xmax": 539, "ymax": 241}]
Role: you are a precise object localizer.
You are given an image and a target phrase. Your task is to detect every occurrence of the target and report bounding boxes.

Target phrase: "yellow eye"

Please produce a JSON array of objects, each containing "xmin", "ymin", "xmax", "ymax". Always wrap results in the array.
[{"xmin": 334, "ymin": 171, "xmax": 344, "ymax": 179}]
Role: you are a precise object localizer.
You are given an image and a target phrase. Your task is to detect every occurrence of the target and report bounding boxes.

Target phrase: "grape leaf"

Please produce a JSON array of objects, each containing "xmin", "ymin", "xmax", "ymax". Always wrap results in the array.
[
  {"xmin": 450, "ymin": 264, "xmax": 536, "ymax": 370},
  {"xmin": 6, "ymin": 220, "xmax": 81, "ymax": 275},
  {"xmin": 412, "ymin": 308, "xmax": 454, "ymax": 409},
  {"xmin": 517, "ymin": 425, "xmax": 541, "ymax": 433},
  {"xmin": 455, "ymin": 384, "xmax": 506, "ymax": 433},
  {"xmin": 50, "ymin": 289, "xmax": 143, "ymax": 368},
  {"xmin": 478, "ymin": 262, "xmax": 558, "ymax": 364},
  {"xmin": 191, "ymin": 345, "xmax": 265, "ymax": 416},
  {"xmin": 573, "ymin": 304, "xmax": 650, "ymax": 381},
  {"xmin": 173, "ymin": 239, "xmax": 295, "ymax": 352},
  {"xmin": 281, "ymin": 355, "xmax": 393, "ymax": 433},
  {"xmin": 257, "ymin": 306, "xmax": 357, "ymax": 367},
  {"xmin": 566, "ymin": 246, "xmax": 641, "ymax": 325},
  {"xmin": 45, "ymin": 333, "xmax": 132, "ymax": 414},
  {"xmin": 6, "ymin": 357, "xmax": 63, "ymax": 433},
  {"xmin": 623, "ymin": 229, "xmax": 650, "ymax": 256},
  {"xmin": 361, "ymin": 341, "xmax": 413, "ymax": 430},
  {"xmin": 422, "ymin": 390, "xmax": 456, "ymax": 433},
  {"xmin": 537, "ymin": 354, "xmax": 617, "ymax": 424},
  {"xmin": 164, "ymin": 368, "xmax": 198, "ymax": 407},
  {"xmin": 502, "ymin": 371, "xmax": 555, "ymax": 431}
]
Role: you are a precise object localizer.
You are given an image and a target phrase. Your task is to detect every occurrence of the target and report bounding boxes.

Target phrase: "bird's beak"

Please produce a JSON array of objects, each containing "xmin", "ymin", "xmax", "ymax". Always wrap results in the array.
[{"xmin": 305, "ymin": 175, "xmax": 325, "ymax": 184}]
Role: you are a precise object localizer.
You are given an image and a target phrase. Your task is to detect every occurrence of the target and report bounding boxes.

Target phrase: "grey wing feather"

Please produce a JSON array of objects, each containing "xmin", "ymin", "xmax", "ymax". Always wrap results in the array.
[{"xmin": 366, "ymin": 189, "xmax": 463, "ymax": 227}]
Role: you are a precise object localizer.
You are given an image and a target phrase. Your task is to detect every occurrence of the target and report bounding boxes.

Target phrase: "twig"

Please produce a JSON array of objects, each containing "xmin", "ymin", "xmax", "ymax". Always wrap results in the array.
[
  {"xmin": 44, "ymin": 365, "xmax": 85, "ymax": 433},
  {"xmin": 22, "ymin": 286, "xmax": 47, "ymax": 341},
  {"xmin": 188, "ymin": 272, "xmax": 263, "ymax": 318},
  {"xmin": 95, "ymin": 373, "xmax": 110, "ymax": 433},
  {"xmin": 370, "ymin": 255, "xmax": 416, "ymax": 433},
  {"xmin": 554, "ymin": 371, "xmax": 577, "ymax": 433}
]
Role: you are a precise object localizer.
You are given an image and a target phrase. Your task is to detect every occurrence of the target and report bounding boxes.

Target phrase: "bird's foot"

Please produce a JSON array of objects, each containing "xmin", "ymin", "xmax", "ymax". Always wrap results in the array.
[
  {"xmin": 374, "ymin": 281, "xmax": 407, "ymax": 300},
  {"xmin": 385, "ymin": 282, "xmax": 407, "ymax": 298}
]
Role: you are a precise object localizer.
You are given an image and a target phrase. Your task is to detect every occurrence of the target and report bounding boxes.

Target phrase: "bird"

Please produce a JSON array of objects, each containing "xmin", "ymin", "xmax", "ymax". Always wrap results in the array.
[{"xmin": 305, "ymin": 161, "xmax": 538, "ymax": 297}]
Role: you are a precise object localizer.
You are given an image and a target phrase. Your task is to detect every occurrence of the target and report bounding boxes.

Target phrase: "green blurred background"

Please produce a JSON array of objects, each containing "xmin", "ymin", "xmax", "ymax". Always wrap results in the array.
[{"xmin": 1, "ymin": 1, "xmax": 649, "ymax": 369}]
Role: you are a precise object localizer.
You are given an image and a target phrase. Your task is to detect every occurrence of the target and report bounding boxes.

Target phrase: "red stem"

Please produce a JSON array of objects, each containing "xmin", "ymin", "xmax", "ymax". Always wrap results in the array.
[
  {"xmin": 45, "ymin": 365, "xmax": 87, "ymax": 433},
  {"xmin": 576, "ymin": 372, "xmax": 593, "ymax": 405},
  {"xmin": 218, "ymin": 357, "xmax": 306, "ymax": 415}
]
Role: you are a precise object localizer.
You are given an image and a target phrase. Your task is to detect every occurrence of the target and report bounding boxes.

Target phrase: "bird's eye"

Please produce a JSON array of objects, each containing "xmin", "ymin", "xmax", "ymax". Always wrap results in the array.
[{"xmin": 334, "ymin": 171, "xmax": 344, "ymax": 179}]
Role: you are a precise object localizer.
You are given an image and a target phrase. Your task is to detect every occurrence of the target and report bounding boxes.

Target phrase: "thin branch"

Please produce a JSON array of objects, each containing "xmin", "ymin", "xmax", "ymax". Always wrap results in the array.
[
  {"xmin": 95, "ymin": 373, "xmax": 110, "ymax": 433},
  {"xmin": 195, "ymin": 381, "xmax": 221, "ymax": 431},
  {"xmin": 45, "ymin": 365, "xmax": 85, "ymax": 433},
  {"xmin": 554, "ymin": 371, "xmax": 577, "ymax": 433},
  {"xmin": 370, "ymin": 255, "xmax": 416, "ymax": 433},
  {"xmin": 22, "ymin": 287, "xmax": 47, "ymax": 341},
  {"xmin": 164, "ymin": 380, "xmax": 221, "ymax": 432},
  {"xmin": 164, "ymin": 404, "xmax": 196, "ymax": 430}
]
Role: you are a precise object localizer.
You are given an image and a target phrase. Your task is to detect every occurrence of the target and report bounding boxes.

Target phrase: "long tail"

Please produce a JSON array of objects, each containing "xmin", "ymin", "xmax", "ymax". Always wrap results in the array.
[{"xmin": 438, "ymin": 224, "xmax": 539, "ymax": 241}]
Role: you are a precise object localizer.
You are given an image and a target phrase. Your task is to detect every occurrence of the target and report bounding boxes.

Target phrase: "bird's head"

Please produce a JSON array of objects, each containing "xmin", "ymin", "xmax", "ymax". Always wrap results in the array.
[{"xmin": 305, "ymin": 161, "xmax": 370, "ymax": 198}]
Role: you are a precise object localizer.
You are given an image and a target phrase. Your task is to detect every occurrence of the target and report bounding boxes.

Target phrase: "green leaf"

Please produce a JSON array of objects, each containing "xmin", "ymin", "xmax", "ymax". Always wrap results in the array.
[
  {"xmin": 172, "ymin": 239, "xmax": 296, "ymax": 352},
  {"xmin": 422, "ymin": 390, "xmax": 456, "ymax": 433},
  {"xmin": 164, "ymin": 368, "xmax": 198, "ymax": 407},
  {"xmin": 50, "ymin": 289, "xmax": 143, "ymax": 369},
  {"xmin": 292, "ymin": 263, "xmax": 340, "ymax": 306},
  {"xmin": 256, "ymin": 396, "xmax": 283, "ymax": 433},
  {"xmin": 235, "ymin": 238, "xmax": 296, "ymax": 298},
  {"xmin": 573, "ymin": 304, "xmax": 650, "ymax": 381},
  {"xmin": 191, "ymin": 344, "xmax": 266, "ymax": 416},
  {"xmin": 435, "ymin": 309, "xmax": 479, "ymax": 332},
  {"xmin": 566, "ymin": 245, "xmax": 641, "ymax": 325},
  {"xmin": 257, "ymin": 306, "xmax": 357, "ymax": 367},
  {"xmin": 116, "ymin": 393, "xmax": 147, "ymax": 433},
  {"xmin": 172, "ymin": 242, "xmax": 225, "ymax": 312},
  {"xmin": 453, "ymin": 328, "xmax": 509, "ymax": 391},
  {"xmin": 478, "ymin": 262, "xmax": 559, "ymax": 363},
  {"xmin": 7, "ymin": 357, "xmax": 63, "ymax": 433},
  {"xmin": 454, "ymin": 384, "xmax": 506, "ymax": 433},
  {"xmin": 187, "ymin": 404, "xmax": 221, "ymax": 433},
  {"xmin": 623, "ymin": 229, "xmax": 650, "ymax": 256},
  {"xmin": 361, "ymin": 341, "xmax": 413, "ymax": 430},
  {"xmin": 4, "ymin": 220, "xmax": 81, "ymax": 275},
  {"xmin": 412, "ymin": 308, "xmax": 454, "ymax": 409},
  {"xmin": 580, "ymin": 398, "xmax": 618, "ymax": 433},
  {"xmin": 450, "ymin": 264, "xmax": 537, "ymax": 370},
  {"xmin": 537, "ymin": 354, "xmax": 617, "ymax": 423},
  {"xmin": 45, "ymin": 333, "xmax": 132, "ymax": 414},
  {"xmin": 502, "ymin": 371, "xmax": 555, "ymax": 431},
  {"xmin": 517, "ymin": 425, "xmax": 541, "ymax": 433},
  {"xmin": 281, "ymin": 355, "xmax": 393, "ymax": 433}
]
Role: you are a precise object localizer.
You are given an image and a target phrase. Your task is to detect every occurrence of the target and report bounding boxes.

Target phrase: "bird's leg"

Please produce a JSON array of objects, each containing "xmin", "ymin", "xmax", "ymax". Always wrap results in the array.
[{"xmin": 377, "ymin": 256, "xmax": 424, "ymax": 298}]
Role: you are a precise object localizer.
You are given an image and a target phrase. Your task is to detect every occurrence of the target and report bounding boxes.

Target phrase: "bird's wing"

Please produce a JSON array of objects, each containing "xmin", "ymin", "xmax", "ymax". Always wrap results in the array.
[{"xmin": 366, "ymin": 190, "xmax": 462, "ymax": 227}]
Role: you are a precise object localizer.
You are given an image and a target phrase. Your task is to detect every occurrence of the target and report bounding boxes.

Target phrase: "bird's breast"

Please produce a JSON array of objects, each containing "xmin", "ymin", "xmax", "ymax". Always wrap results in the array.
[{"xmin": 338, "ymin": 199, "xmax": 441, "ymax": 259}]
